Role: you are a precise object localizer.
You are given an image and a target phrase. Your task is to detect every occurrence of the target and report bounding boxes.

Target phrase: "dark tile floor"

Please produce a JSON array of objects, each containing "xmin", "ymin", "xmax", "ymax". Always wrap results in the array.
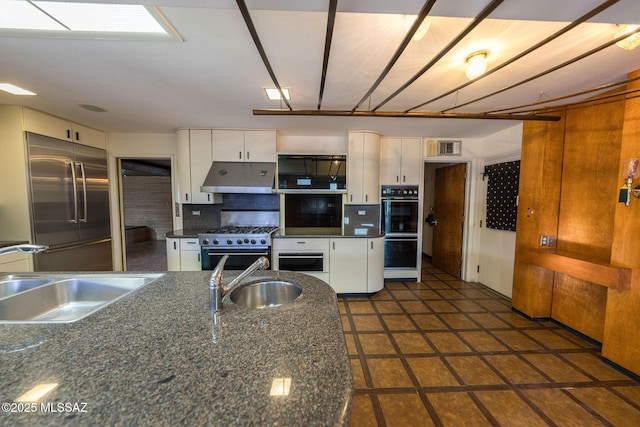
[
  {"xmin": 340, "ymin": 261, "xmax": 640, "ymax": 427},
  {"xmin": 125, "ymin": 240, "xmax": 167, "ymax": 271}
]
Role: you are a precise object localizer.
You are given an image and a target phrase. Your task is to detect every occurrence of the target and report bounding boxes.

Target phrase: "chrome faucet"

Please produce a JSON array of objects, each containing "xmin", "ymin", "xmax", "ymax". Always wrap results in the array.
[
  {"xmin": 0, "ymin": 244, "xmax": 48, "ymax": 256},
  {"xmin": 209, "ymin": 255, "xmax": 270, "ymax": 312}
]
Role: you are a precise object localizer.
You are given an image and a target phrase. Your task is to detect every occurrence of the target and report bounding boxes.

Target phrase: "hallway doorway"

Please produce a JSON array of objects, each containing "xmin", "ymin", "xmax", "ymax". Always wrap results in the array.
[
  {"xmin": 422, "ymin": 161, "xmax": 469, "ymax": 279},
  {"xmin": 119, "ymin": 158, "xmax": 172, "ymax": 271}
]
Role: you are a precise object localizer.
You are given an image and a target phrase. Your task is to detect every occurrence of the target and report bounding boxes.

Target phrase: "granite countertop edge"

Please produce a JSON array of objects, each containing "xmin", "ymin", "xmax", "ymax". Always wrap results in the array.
[{"xmin": 0, "ymin": 271, "xmax": 352, "ymax": 426}]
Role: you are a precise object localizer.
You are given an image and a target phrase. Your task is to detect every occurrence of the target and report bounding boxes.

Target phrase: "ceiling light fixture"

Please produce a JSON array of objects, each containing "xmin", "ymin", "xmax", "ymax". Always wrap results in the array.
[
  {"xmin": 0, "ymin": 83, "xmax": 37, "ymax": 95},
  {"xmin": 615, "ymin": 24, "xmax": 640, "ymax": 50},
  {"xmin": 465, "ymin": 51, "xmax": 488, "ymax": 80},
  {"xmin": 264, "ymin": 88, "xmax": 290, "ymax": 101},
  {"xmin": 403, "ymin": 14, "xmax": 432, "ymax": 41}
]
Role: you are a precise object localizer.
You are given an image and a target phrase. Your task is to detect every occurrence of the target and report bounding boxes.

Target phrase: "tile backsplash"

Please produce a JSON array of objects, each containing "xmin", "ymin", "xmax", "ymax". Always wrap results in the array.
[
  {"xmin": 182, "ymin": 193, "xmax": 280, "ymax": 229},
  {"xmin": 343, "ymin": 205, "xmax": 381, "ymax": 236},
  {"xmin": 182, "ymin": 195, "xmax": 381, "ymax": 236}
]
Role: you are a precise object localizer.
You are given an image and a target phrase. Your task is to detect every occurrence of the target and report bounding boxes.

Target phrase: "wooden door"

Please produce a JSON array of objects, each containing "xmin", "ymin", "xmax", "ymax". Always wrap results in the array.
[{"xmin": 432, "ymin": 163, "xmax": 466, "ymax": 277}]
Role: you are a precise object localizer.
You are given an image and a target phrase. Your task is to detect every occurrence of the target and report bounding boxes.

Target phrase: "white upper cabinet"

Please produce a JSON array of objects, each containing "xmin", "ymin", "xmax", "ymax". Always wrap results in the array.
[
  {"xmin": 347, "ymin": 131, "xmax": 380, "ymax": 205},
  {"xmin": 177, "ymin": 129, "xmax": 218, "ymax": 204},
  {"xmin": 381, "ymin": 137, "xmax": 423, "ymax": 185},
  {"xmin": 212, "ymin": 130, "xmax": 276, "ymax": 162},
  {"xmin": 244, "ymin": 130, "xmax": 277, "ymax": 162},
  {"xmin": 22, "ymin": 108, "xmax": 105, "ymax": 149}
]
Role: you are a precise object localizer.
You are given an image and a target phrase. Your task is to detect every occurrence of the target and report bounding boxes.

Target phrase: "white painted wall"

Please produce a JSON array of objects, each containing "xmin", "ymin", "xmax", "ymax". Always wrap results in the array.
[
  {"xmin": 107, "ymin": 133, "xmax": 177, "ymax": 271},
  {"xmin": 473, "ymin": 124, "xmax": 523, "ymax": 297},
  {"xmin": 421, "ymin": 125, "xmax": 522, "ymax": 298}
]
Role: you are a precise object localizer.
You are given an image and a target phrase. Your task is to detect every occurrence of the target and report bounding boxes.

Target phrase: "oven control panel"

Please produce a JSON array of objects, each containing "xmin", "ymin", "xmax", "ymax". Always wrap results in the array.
[
  {"xmin": 199, "ymin": 234, "xmax": 270, "ymax": 248},
  {"xmin": 381, "ymin": 186, "xmax": 419, "ymax": 198}
]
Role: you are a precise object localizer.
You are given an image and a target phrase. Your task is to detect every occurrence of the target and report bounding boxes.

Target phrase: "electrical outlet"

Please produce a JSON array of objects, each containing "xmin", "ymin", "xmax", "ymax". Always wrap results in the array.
[
  {"xmin": 357, "ymin": 210, "xmax": 366, "ymax": 215},
  {"xmin": 539, "ymin": 235, "xmax": 556, "ymax": 247},
  {"xmin": 193, "ymin": 210, "xmax": 200, "ymax": 216}
]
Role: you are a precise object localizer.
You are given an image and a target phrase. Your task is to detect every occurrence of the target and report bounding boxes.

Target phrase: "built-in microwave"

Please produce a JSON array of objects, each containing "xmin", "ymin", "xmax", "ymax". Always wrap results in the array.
[{"xmin": 278, "ymin": 154, "xmax": 346, "ymax": 191}]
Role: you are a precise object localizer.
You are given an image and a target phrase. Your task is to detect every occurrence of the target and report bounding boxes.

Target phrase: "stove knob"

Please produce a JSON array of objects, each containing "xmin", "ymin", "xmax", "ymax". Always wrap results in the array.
[
  {"xmin": 226, "ymin": 239, "xmax": 232, "ymax": 245},
  {"xmin": 251, "ymin": 239, "xmax": 256, "ymax": 244},
  {"xmin": 213, "ymin": 239, "xmax": 219, "ymax": 245},
  {"xmin": 244, "ymin": 238, "xmax": 249, "ymax": 244},
  {"xmin": 202, "ymin": 239, "xmax": 209, "ymax": 245},
  {"xmin": 260, "ymin": 239, "xmax": 267, "ymax": 245},
  {"xmin": 237, "ymin": 239, "xmax": 243, "ymax": 245}
]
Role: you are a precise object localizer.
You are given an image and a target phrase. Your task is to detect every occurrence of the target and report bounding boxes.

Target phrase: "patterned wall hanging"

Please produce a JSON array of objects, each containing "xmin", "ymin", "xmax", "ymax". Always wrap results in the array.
[{"xmin": 484, "ymin": 160, "xmax": 520, "ymax": 231}]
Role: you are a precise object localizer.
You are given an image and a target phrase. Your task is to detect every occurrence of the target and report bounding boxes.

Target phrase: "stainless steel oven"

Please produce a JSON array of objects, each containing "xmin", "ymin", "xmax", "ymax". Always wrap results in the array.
[
  {"xmin": 198, "ymin": 225, "xmax": 277, "ymax": 271},
  {"xmin": 201, "ymin": 248, "xmax": 271, "ymax": 271},
  {"xmin": 381, "ymin": 186, "xmax": 420, "ymax": 269}
]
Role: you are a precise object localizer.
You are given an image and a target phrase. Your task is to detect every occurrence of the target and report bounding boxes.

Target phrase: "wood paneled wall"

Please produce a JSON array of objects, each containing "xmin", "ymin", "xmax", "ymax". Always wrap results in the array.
[
  {"xmin": 512, "ymin": 114, "xmax": 565, "ymax": 318},
  {"xmin": 603, "ymin": 69, "xmax": 640, "ymax": 373},
  {"xmin": 514, "ymin": 69, "xmax": 640, "ymax": 374},
  {"xmin": 513, "ymin": 85, "xmax": 628, "ymax": 342}
]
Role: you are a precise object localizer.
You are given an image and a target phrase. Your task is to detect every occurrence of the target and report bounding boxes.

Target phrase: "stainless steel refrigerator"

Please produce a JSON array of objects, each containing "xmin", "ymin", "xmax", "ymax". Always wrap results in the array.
[{"xmin": 26, "ymin": 132, "xmax": 113, "ymax": 271}]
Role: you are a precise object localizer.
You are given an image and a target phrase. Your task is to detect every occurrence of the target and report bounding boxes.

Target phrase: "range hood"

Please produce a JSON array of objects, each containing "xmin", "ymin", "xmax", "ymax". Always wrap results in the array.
[{"xmin": 201, "ymin": 161, "xmax": 276, "ymax": 194}]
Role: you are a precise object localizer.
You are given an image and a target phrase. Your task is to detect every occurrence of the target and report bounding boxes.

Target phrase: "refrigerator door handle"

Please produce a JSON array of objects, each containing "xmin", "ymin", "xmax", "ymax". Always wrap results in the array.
[
  {"xmin": 78, "ymin": 162, "xmax": 88, "ymax": 223},
  {"xmin": 69, "ymin": 161, "xmax": 79, "ymax": 223}
]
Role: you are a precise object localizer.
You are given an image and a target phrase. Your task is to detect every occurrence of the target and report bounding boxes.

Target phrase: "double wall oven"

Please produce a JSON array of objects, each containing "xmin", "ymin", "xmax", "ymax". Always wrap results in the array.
[
  {"xmin": 198, "ymin": 211, "xmax": 278, "ymax": 270},
  {"xmin": 381, "ymin": 186, "xmax": 420, "ymax": 270}
]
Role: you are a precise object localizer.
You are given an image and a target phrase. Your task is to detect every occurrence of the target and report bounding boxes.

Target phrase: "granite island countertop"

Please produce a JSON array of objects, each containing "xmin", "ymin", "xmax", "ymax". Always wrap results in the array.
[{"xmin": 0, "ymin": 271, "xmax": 352, "ymax": 426}]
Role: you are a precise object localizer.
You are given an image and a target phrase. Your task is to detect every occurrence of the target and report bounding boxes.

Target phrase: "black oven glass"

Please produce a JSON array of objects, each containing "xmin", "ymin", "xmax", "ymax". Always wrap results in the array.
[
  {"xmin": 384, "ymin": 239, "xmax": 418, "ymax": 269},
  {"xmin": 201, "ymin": 250, "xmax": 270, "ymax": 271},
  {"xmin": 278, "ymin": 253, "xmax": 324, "ymax": 272},
  {"xmin": 381, "ymin": 200, "xmax": 419, "ymax": 234}
]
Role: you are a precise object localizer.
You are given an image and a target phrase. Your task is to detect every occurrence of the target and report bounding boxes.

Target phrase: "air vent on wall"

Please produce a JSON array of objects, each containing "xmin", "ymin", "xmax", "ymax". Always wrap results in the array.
[{"xmin": 426, "ymin": 140, "xmax": 462, "ymax": 157}]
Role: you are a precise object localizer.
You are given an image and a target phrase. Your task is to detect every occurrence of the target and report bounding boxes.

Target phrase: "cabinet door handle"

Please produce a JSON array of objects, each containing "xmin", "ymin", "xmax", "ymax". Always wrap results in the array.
[
  {"xmin": 371, "ymin": 241, "xmax": 373, "ymax": 249},
  {"xmin": 239, "ymin": 151, "xmax": 242, "ymax": 160},
  {"xmin": 246, "ymin": 151, "xmax": 250, "ymax": 160},
  {"xmin": 396, "ymin": 175, "xmax": 399, "ymax": 183},
  {"xmin": 67, "ymin": 129, "xmax": 71, "ymax": 139},
  {"xmin": 403, "ymin": 175, "xmax": 406, "ymax": 183},
  {"xmin": 75, "ymin": 131, "xmax": 80, "ymax": 141},
  {"xmin": 198, "ymin": 253, "xmax": 201, "ymax": 262},
  {"xmin": 365, "ymin": 194, "xmax": 368, "ymax": 202},
  {"xmin": 207, "ymin": 194, "xmax": 211, "ymax": 202},
  {"xmin": 350, "ymin": 194, "xmax": 352, "ymax": 202},
  {"xmin": 332, "ymin": 241, "xmax": 335, "ymax": 250},
  {"xmin": 173, "ymin": 242, "xmax": 177, "ymax": 250},
  {"xmin": 185, "ymin": 193, "xmax": 189, "ymax": 202}
]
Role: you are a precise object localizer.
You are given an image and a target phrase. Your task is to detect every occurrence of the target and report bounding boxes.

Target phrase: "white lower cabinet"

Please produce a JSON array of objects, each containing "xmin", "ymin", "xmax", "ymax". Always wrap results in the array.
[
  {"xmin": 367, "ymin": 237, "xmax": 384, "ymax": 293},
  {"xmin": 329, "ymin": 238, "xmax": 368, "ymax": 293},
  {"xmin": 166, "ymin": 237, "xmax": 202, "ymax": 271},
  {"xmin": 0, "ymin": 252, "xmax": 32, "ymax": 272},
  {"xmin": 269, "ymin": 236, "xmax": 385, "ymax": 294}
]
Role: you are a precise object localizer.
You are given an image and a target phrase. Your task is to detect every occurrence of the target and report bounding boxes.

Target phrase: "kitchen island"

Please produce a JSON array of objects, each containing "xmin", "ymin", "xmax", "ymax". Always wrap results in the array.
[{"xmin": 0, "ymin": 271, "xmax": 352, "ymax": 426}]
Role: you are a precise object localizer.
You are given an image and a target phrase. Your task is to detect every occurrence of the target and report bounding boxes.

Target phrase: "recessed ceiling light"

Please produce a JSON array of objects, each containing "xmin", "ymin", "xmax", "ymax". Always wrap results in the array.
[
  {"xmin": 265, "ymin": 88, "xmax": 291, "ymax": 101},
  {"xmin": 0, "ymin": 83, "xmax": 37, "ymax": 96}
]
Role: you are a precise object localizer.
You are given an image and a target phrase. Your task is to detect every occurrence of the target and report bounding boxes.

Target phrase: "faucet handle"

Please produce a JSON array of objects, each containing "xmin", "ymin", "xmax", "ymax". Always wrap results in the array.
[{"xmin": 257, "ymin": 256, "xmax": 269, "ymax": 270}]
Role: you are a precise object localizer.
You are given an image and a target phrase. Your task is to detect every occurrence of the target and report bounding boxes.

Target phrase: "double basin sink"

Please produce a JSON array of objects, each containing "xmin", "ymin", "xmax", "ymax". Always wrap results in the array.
[
  {"xmin": 0, "ymin": 273, "xmax": 163, "ymax": 324},
  {"xmin": 0, "ymin": 272, "xmax": 304, "ymax": 323}
]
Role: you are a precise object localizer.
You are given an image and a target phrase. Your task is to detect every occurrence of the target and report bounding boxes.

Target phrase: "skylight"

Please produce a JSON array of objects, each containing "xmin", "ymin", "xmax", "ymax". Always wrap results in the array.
[{"xmin": 0, "ymin": 1, "xmax": 177, "ymax": 39}]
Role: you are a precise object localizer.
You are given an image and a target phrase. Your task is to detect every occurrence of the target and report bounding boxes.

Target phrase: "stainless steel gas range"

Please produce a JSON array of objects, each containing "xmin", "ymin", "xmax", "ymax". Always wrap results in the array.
[{"xmin": 198, "ymin": 211, "xmax": 279, "ymax": 270}]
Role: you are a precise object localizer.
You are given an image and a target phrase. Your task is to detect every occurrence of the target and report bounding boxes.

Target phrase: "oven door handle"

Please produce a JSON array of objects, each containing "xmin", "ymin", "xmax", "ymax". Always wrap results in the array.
[
  {"xmin": 278, "ymin": 252, "xmax": 324, "ymax": 258},
  {"xmin": 384, "ymin": 234, "xmax": 419, "ymax": 239}
]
